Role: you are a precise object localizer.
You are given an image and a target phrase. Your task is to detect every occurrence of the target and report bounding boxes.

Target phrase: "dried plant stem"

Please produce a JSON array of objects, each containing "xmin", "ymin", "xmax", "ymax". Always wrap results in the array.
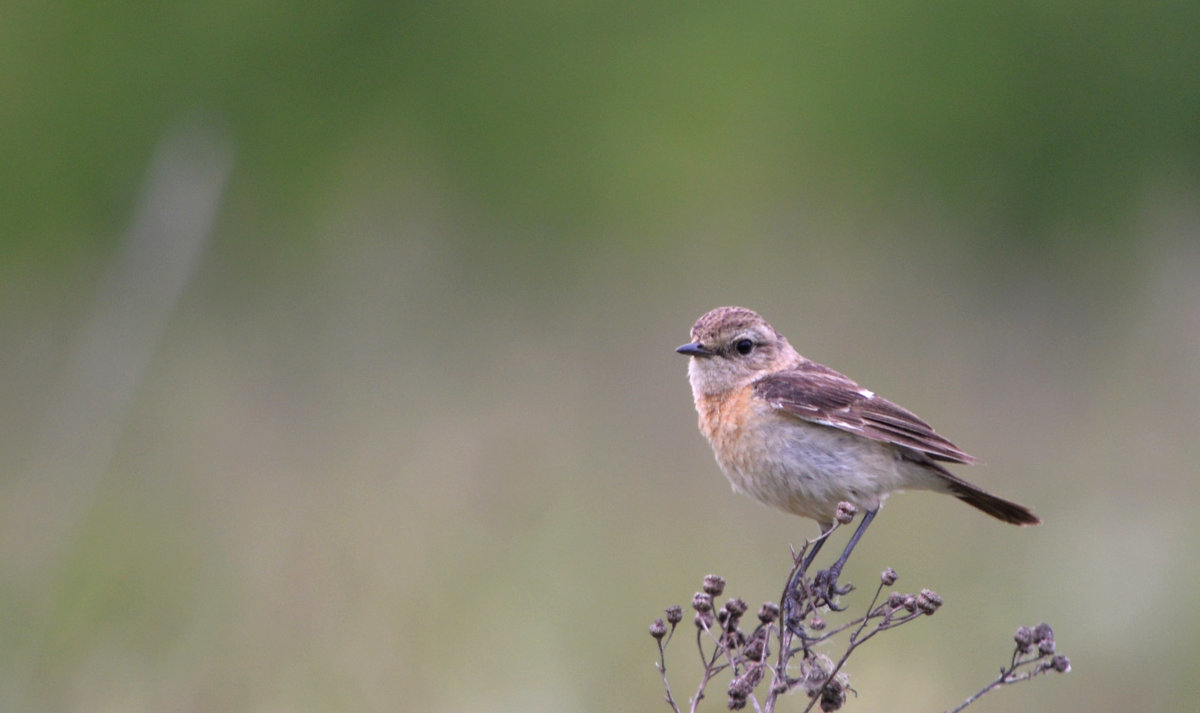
[
  {"xmin": 649, "ymin": 506, "xmax": 1067, "ymax": 712},
  {"xmin": 685, "ymin": 623, "xmax": 729, "ymax": 713},
  {"xmin": 945, "ymin": 644, "xmax": 1068, "ymax": 713},
  {"xmin": 655, "ymin": 638, "xmax": 683, "ymax": 713}
]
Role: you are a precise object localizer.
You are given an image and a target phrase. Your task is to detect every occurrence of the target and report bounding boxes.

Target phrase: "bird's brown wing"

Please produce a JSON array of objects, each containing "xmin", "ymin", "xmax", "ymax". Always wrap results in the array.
[{"xmin": 753, "ymin": 361, "xmax": 976, "ymax": 464}]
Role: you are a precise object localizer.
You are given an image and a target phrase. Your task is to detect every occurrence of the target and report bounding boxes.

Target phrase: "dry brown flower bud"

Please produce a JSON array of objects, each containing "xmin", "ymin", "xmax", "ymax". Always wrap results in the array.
[
  {"xmin": 703, "ymin": 574, "xmax": 726, "ymax": 596},
  {"xmin": 1034, "ymin": 622, "xmax": 1054, "ymax": 644},
  {"xmin": 728, "ymin": 677, "xmax": 751, "ymax": 698},
  {"xmin": 880, "ymin": 567, "xmax": 898, "ymax": 586},
  {"xmin": 810, "ymin": 616, "xmax": 826, "ymax": 630},
  {"xmin": 695, "ymin": 610, "xmax": 714, "ymax": 629},
  {"xmin": 728, "ymin": 675, "xmax": 752, "ymax": 709},
  {"xmin": 725, "ymin": 597, "xmax": 748, "ymax": 616},
  {"xmin": 1051, "ymin": 655, "xmax": 1071, "ymax": 673},
  {"xmin": 803, "ymin": 669, "xmax": 827, "ymax": 697},
  {"xmin": 650, "ymin": 618, "xmax": 667, "ymax": 639},
  {"xmin": 743, "ymin": 638, "xmax": 765, "ymax": 661},
  {"xmin": 665, "ymin": 605, "xmax": 683, "ymax": 625},
  {"xmin": 820, "ymin": 678, "xmax": 847, "ymax": 712},
  {"xmin": 1014, "ymin": 626, "xmax": 1035, "ymax": 652},
  {"xmin": 902, "ymin": 595, "xmax": 917, "ymax": 613},
  {"xmin": 693, "ymin": 592, "xmax": 713, "ymax": 613},
  {"xmin": 758, "ymin": 602, "xmax": 780, "ymax": 623},
  {"xmin": 835, "ymin": 501, "xmax": 858, "ymax": 525},
  {"xmin": 916, "ymin": 588, "xmax": 943, "ymax": 614},
  {"xmin": 1038, "ymin": 638, "xmax": 1056, "ymax": 655},
  {"xmin": 743, "ymin": 667, "xmax": 764, "ymax": 688},
  {"xmin": 887, "ymin": 592, "xmax": 905, "ymax": 609}
]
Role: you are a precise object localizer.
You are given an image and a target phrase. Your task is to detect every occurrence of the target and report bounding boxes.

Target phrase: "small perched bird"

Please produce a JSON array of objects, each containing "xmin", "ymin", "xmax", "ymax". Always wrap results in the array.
[{"xmin": 676, "ymin": 306, "xmax": 1038, "ymax": 598}]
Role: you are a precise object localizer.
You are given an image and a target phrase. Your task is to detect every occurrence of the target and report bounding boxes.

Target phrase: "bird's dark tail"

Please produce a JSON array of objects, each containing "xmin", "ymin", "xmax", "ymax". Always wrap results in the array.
[{"xmin": 929, "ymin": 464, "xmax": 1041, "ymax": 525}]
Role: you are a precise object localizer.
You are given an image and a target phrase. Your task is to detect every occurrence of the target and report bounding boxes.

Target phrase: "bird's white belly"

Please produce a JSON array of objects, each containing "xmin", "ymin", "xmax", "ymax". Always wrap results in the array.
[{"xmin": 718, "ymin": 416, "xmax": 910, "ymax": 524}]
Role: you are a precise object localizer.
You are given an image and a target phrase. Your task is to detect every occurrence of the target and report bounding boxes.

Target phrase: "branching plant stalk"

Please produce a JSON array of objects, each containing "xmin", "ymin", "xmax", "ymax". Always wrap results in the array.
[
  {"xmin": 648, "ymin": 504, "xmax": 1068, "ymax": 713},
  {"xmin": 944, "ymin": 638, "xmax": 1069, "ymax": 713}
]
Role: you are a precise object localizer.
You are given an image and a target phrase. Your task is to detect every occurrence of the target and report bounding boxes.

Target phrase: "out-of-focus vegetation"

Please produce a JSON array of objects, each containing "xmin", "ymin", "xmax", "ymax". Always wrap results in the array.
[{"xmin": 2, "ymin": 3, "xmax": 1198, "ymax": 712}]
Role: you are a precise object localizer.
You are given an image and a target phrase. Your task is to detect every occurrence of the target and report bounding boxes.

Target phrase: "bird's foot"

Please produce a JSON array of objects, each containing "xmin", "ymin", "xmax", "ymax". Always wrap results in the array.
[{"xmin": 812, "ymin": 568, "xmax": 854, "ymax": 611}]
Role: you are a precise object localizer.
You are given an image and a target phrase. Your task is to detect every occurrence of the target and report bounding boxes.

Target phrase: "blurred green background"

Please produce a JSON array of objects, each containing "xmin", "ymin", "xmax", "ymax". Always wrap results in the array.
[{"xmin": 3, "ymin": 3, "xmax": 1199, "ymax": 712}]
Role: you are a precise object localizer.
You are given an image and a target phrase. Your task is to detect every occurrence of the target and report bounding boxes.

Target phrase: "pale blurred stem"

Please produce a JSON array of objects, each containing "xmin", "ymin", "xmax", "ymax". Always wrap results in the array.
[
  {"xmin": 944, "ymin": 650, "xmax": 1057, "ymax": 713},
  {"xmin": 715, "ymin": 627, "xmax": 762, "ymax": 713},
  {"xmin": 799, "ymin": 580, "xmax": 905, "ymax": 713},
  {"xmin": 689, "ymin": 623, "xmax": 727, "ymax": 713},
  {"xmin": 655, "ymin": 638, "xmax": 683, "ymax": 713},
  {"xmin": 797, "ymin": 605, "xmax": 881, "ymax": 650},
  {"xmin": 945, "ymin": 676, "xmax": 1002, "ymax": 713}
]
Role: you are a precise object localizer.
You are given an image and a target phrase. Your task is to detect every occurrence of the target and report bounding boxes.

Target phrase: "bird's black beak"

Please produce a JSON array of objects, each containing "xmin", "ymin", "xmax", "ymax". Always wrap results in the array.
[{"xmin": 675, "ymin": 342, "xmax": 714, "ymax": 357}]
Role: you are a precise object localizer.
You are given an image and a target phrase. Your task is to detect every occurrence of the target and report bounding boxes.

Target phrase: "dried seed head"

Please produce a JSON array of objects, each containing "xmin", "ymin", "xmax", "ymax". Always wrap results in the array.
[
  {"xmin": 726, "ymin": 597, "xmax": 748, "ymax": 616},
  {"xmin": 742, "ymin": 666, "xmax": 764, "ymax": 689},
  {"xmin": 758, "ymin": 602, "xmax": 780, "ymax": 623},
  {"xmin": 916, "ymin": 589, "xmax": 943, "ymax": 614},
  {"xmin": 902, "ymin": 595, "xmax": 917, "ymax": 613},
  {"xmin": 803, "ymin": 654, "xmax": 836, "ymax": 696},
  {"xmin": 665, "ymin": 605, "xmax": 683, "ymax": 625},
  {"xmin": 887, "ymin": 592, "xmax": 905, "ymax": 609},
  {"xmin": 820, "ymin": 678, "xmax": 847, "ymax": 712},
  {"xmin": 809, "ymin": 616, "xmax": 826, "ymax": 631},
  {"xmin": 880, "ymin": 568, "xmax": 898, "ymax": 586},
  {"xmin": 835, "ymin": 501, "xmax": 858, "ymax": 525},
  {"xmin": 693, "ymin": 592, "xmax": 713, "ymax": 613},
  {"xmin": 743, "ymin": 637, "xmax": 765, "ymax": 662},
  {"xmin": 1038, "ymin": 638, "xmax": 1056, "ymax": 655},
  {"xmin": 803, "ymin": 668, "xmax": 827, "ymax": 697},
  {"xmin": 728, "ymin": 676, "xmax": 752, "ymax": 709},
  {"xmin": 650, "ymin": 618, "xmax": 667, "ymax": 639},
  {"xmin": 695, "ymin": 610, "xmax": 714, "ymax": 629},
  {"xmin": 703, "ymin": 574, "xmax": 726, "ymax": 596},
  {"xmin": 728, "ymin": 677, "xmax": 752, "ymax": 698},
  {"xmin": 1014, "ymin": 626, "xmax": 1034, "ymax": 649},
  {"xmin": 1051, "ymin": 655, "xmax": 1071, "ymax": 673},
  {"xmin": 1034, "ymin": 622, "xmax": 1054, "ymax": 644}
]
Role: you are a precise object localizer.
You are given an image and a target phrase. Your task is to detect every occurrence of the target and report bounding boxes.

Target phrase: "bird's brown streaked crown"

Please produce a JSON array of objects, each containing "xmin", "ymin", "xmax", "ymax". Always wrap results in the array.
[
  {"xmin": 683, "ymin": 306, "xmax": 799, "ymax": 396},
  {"xmin": 690, "ymin": 306, "xmax": 779, "ymax": 344}
]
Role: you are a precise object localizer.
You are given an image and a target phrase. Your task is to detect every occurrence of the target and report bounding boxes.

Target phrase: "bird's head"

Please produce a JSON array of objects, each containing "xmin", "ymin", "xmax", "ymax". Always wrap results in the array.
[{"xmin": 676, "ymin": 306, "xmax": 798, "ymax": 396}]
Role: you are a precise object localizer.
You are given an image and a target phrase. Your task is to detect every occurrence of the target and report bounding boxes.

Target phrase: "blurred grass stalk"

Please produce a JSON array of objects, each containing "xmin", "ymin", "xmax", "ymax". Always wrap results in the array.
[{"xmin": 5, "ymin": 117, "xmax": 232, "ymax": 692}]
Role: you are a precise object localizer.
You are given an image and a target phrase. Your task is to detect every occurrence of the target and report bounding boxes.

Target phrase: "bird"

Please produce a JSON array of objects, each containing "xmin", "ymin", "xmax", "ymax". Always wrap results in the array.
[{"xmin": 676, "ymin": 306, "xmax": 1039, "ymax": 601}]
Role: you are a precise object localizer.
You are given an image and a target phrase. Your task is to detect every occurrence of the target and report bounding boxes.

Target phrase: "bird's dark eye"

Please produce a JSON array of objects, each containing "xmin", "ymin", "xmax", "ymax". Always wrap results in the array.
[{"xmin": 735, "ymin": 339, "xmax": 754, "ymax": 355}]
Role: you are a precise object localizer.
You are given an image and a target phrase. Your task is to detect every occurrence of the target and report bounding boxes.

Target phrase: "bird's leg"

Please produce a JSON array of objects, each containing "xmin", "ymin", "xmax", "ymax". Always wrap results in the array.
[
  {"xmin": 786, "ymin": 522, "xmax": 834, "ymax": 600},
  {"xmin": 784, "ymin": 523, "xmax": 835, "ymax": 640},
  {"xmin": 813, "ymin": 508, "xmax": 878, "ymax": 610},
  {"xmin": 796, "ymin": 525, "xmax": 825, "ymax": 573},
  {"xmin": 800, "ymin": 526, "xmax": 831, "ymax": 572}
]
